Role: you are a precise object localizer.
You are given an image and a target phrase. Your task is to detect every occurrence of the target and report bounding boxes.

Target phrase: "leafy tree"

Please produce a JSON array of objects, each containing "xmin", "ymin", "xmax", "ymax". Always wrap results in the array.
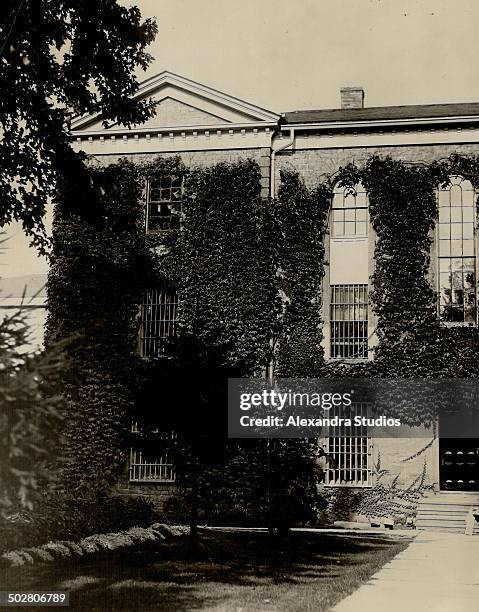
[{"xmin": 0, "ymin": 0, "xmax": 157, "ymax": 250}]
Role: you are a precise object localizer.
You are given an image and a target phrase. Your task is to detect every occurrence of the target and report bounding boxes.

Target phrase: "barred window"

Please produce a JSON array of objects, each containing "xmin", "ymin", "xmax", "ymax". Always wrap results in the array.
[
  {"xmin": 331, "ymin": 182, "xmax": 369, "ymax": 237},
  {"xmin": 140, "ymin": 288, "xmax": 178, "ymax": 357},
  {"xmin": 146, "ymin": 174, "xmax": 183, "ymax": 232},
  {"xmin": 330, "ymin": 284, "xmax": 368, "ymax": 359},
  {"xmin": 438, "ymin": 176, "xmax": 477, "ymax": 324},
  {"xmin": 129, "ymin": 428, "xmax": 176, "ymax": 483},
  {"xmin": 324, "ymin": 403, "xmax": 371, "ymax": 487}
]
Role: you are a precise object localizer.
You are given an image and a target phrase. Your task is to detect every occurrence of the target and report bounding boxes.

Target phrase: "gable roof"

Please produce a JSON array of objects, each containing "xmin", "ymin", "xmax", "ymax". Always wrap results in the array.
[
  {"xmin": 284, "ymin": 102, "xmax": 479, "ymax": 126},
  {"xmin": 71, "ymin": 70, "xmax": 280, "ymax": 132}
]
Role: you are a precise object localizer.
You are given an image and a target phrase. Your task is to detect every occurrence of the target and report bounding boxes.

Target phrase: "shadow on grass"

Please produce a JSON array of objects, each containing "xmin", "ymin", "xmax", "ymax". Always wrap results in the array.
[{"xmin": 1, "ymin": 530, "xmax": 409, "ymax": 612}]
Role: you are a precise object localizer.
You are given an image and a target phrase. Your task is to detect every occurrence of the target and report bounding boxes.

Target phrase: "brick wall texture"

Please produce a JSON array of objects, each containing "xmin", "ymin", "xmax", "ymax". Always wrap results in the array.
[
  {"xmin": 275, "ymin": 142, "xmax": 479, "ymax": 187},
  {"xmin": 91, "ymin": 147, "xmax": 271, "ymax": 198}
]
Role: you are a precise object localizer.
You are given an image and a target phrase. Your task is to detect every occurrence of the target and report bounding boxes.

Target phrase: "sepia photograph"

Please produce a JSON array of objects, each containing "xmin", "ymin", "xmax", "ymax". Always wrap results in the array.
[{"xmin": 1, "ymin": 1, "xmax": 479, "ymax": 610}]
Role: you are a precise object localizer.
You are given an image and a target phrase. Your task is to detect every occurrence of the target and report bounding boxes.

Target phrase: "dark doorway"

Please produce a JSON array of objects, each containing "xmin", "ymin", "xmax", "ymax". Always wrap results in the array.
[{"xmin": 440, "ymin": 438, "xmax": 479, "ymax": 491}]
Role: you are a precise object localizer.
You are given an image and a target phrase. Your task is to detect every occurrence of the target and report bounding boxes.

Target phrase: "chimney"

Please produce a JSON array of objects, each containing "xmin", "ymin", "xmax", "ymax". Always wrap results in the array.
[{"xmin": 340, "ymin": 87, "xmax": 365, "ymax": 110}]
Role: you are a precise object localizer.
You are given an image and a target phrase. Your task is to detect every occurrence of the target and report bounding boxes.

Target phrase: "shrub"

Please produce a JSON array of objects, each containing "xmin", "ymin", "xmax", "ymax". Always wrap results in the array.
[
  {"xmin": 0, "ymin": 494, "xmax": 158, "ymax": 553},
  {"xmin": 328, "ymin": 489, "xmax": 361, "ymax": 522}
]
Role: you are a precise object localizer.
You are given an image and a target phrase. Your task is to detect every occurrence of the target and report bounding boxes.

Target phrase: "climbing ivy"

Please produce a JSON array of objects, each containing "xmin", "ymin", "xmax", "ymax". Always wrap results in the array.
[
  {"xmin": 328, "ymin": 154, "xmax": 479, "ymax": 424},
  {"xmin": 47, "ymin": 156, "xmax": 153, "ymax": 493},
  {"xmin": 48, "ymin": 150, "xmax": 479, "ymax": 505},
  {"xmin": 275, "ymin": 170, "xmax": 331, "ymax": 377}
]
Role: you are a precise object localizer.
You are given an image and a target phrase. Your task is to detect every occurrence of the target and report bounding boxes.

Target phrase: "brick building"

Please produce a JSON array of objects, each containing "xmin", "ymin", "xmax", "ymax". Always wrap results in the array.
[{"xmin": 69, "ymin": 71, "xmax": 479, "ymax": 530}]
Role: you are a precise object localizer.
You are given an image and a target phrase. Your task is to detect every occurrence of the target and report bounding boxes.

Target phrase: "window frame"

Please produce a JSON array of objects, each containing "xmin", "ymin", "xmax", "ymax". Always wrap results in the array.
[
  {"xmin": 330, "ymin": 182, "xmax": 369, "ymax": 239},
  {"xmin": 329, "ymin": 283, "xmax": 369, "ymax": 361},
  {"xmin": 129, "ymin": 426, "xmax": 176, "ymax": 483},
  {"xmin": 436, "ymin": 175, "xmax": 478, "ymax": 326},
  {"xmin": 145, "ymin": 174, "xmax": 184, "ymax": 233},
  {"xmin": 323, "ymin": 403, "xmax": 372, "ymax": 488},
  {"xmin": 139, "ymin": 287, "xmax": 178, "ymax": 358}
]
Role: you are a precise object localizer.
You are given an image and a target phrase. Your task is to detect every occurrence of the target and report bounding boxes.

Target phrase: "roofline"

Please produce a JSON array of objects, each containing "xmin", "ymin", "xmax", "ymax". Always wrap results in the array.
[
  {"xmin": 71, "ymin": 70, "xmax": 280, "ymax": 131},
  {"xmin": 281, "ymin": 114, "xmax": 479, "ymax": 131}
]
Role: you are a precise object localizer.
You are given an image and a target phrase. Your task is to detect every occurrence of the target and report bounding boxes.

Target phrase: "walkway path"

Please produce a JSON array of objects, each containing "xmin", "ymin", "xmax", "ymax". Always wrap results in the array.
[{"xmin": 332, "ymin": 531, "xmax": 479, "ymax": 612}]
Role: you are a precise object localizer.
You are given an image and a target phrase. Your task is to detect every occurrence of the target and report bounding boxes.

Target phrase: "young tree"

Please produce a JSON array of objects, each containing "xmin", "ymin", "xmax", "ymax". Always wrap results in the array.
[
  {"xmin": 0, "ymin": 305, "xmax": 66, "ymax": 518},
  {"xmin": 0, "ymin": 0, "xmax": 157, "ymax": 250}
]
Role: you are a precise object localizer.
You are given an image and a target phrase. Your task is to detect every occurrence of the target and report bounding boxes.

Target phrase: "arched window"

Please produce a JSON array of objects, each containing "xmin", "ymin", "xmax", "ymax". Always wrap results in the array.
[
  {"xmin": 438, "ymin": 176, "xmax": 477, "ymax": 323},
  {"xmin": 331, "ymin": 182, "xmax": 369, "ymax": 237},
  {"xmin": 328, "ymin": 182, "xmax": 370, "ymax": 359}
]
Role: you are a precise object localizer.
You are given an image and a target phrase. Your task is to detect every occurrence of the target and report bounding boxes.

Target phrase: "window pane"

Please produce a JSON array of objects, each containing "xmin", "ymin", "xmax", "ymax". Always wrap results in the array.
[
  {"xmin": 451, "ymin": 224, "xmax": 462, "ymax": 240},
  {"xmin": 356, "ymin": 221, "xmax": 367, "ymax": 236},
  {"xmin": 333, "ymin": 209, "xmax": 344, "ymax": 223},
  {"xmin": 332, "ymin": 193, "xmax": 344, "ymax": 208},
  {"xmin": 439, "ymin": 224, "xmax": 450, "ymax": 239},
  {"xmin": 462, "ymin": 188, "xmax": 475, "ymax": 207},
  {"xmin": 439, "ymin": 207, "xmax": 450, "ymax": 223},
  {"xmin": 463, "ymin": 207, "xmax": 474, "ymax": 223},
  {"xmin": 450, "ymin": 239, "xmax": 463, "ymax": 256},
  {"xmin": 438, "ymin": 189, "xmax": 450, "ymax": 206},
  {"xmin": 463, "ymin": 240, "xmax": 474, "ymax": 256},
  {"xmin": 450, "ymin": 207, "xmax": 462, "ymax": 223},
  {"xmin": 343, "ymin": 222, "xmax": 355, "ymax": 236},
  {"xmin": 344, "ymin": 208, "xmax": 355, "ymax": 222},
  {"xmin": 356, "ymin": 208, "xmax": 367, "ymax": 222},
  {"xmin": 344, "ymin": 192, "xmax": 355, "ymax": 208},
  {"xmin": 440, "ymin": 240, "xmax": 451, "ymax": 256},
  {"xmin": 450, "ymin": 185, "xmax": 462, "ymax": 206}
]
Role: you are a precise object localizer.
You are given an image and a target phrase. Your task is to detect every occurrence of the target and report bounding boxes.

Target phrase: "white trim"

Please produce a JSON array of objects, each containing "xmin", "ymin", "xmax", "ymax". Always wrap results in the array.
[
  {"xmin": 71, "ymin": 121, "xmax": 278, "ymax": 139},
  {"xmin": 282, "ymin": 114, "xmax": 479, "ymax": 132},
  {"xmin": 71, "ymin": 129, "xmax": 273, "ymax": 155},
  {"xmin": 275, "ymin": 127, "xmax": 479, "ymax": 152}
]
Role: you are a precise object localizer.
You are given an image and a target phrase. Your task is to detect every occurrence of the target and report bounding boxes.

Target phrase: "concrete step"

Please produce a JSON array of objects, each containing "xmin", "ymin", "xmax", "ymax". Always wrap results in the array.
[
  {"xmin": 417, "ymin": 515, "xmax": 468, "ymax": 523},
  {"xmin": 418, "ymin": 503, "xmax": 479, "ymax": 511},
  {"xmin": 418, "ymin": 512, "xmax": 476, "ymax": 520},
  {"xmin": 417, "ymin": 523, "xmax": 479, "ymax": 531},
  {"xmin": 417, "ymin": 507, "xmax": 471, "ymax": 513},
  {"xmin": 424, "ymin": 495, "xmax": 479, "ymax": 502},
  {"xmin": 417, "ymin": 493, "xmax": 479, "ymax": 533},
  {"xmin": 419, "ymin": 498, "xmax": 477, "ymax": 503}
]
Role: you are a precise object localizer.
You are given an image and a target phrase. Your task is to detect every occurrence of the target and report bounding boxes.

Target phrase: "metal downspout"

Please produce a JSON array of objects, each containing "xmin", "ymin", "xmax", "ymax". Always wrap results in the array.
[{"xmin": 270, "ymin": 127, "xmax": 295, "ymax": 197}]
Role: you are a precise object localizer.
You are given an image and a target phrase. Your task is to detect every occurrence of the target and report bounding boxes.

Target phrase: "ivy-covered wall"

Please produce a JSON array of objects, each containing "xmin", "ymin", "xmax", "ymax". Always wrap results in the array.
[
  {"xmin": 285, "ymin": 150, "xmax": 479, "ymax": 494},
  {"xmin": 47, "ymin": 157, "xmax": 153, "ymax": 495},
  {"xmin": 49, "ymin": 145, "xmax": 479, "ymax": 516}
]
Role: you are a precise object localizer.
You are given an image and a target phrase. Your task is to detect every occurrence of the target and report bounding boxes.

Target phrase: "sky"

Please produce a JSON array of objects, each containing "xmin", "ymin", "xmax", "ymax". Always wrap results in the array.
[
  {"xmin": 137, "ymin": 0, "xmax": 479, "ymax": 112},
  {"xmin": 3, "ymin": 0, "xmax": 479, "ymax": 278}
]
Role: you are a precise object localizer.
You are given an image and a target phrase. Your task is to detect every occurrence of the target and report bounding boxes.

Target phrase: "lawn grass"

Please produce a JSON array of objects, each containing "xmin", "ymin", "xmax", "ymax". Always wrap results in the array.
[{"xmin": 1, "ymin": 528, "xmax": 410, "ymax": 611}]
